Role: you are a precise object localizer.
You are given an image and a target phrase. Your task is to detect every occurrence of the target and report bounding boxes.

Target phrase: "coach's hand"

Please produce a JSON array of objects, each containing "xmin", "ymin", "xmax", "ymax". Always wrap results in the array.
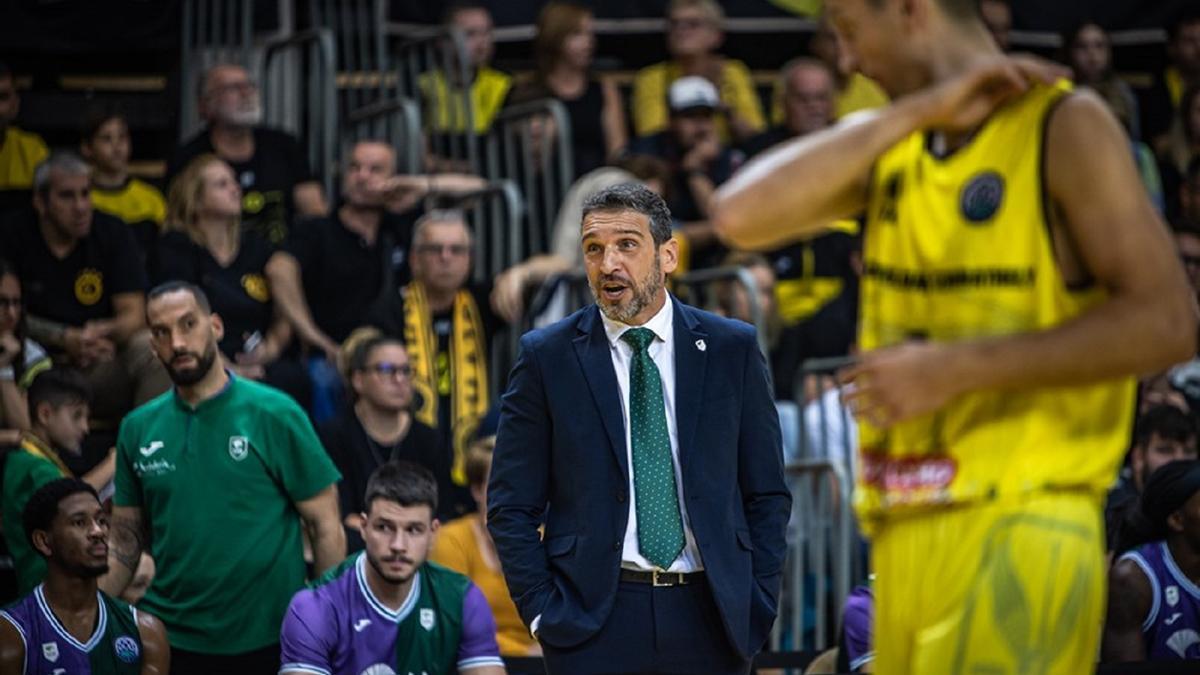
[
  {"xmin": 838, "ymin": 341, "xmax": 966, "ymax": 428},
  {"xmin": 912, "ymin": 55, "xmax": 1067, "ymax": 134}
]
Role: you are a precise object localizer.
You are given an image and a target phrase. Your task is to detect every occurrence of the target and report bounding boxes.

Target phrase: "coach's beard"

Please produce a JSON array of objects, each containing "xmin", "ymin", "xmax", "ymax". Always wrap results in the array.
[{"xmin": 593, "ymin": 258, "xmax": 664, "ymax": 325}]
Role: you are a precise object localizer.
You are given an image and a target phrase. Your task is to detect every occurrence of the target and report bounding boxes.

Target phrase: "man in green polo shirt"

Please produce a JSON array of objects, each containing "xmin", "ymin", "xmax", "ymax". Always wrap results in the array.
[
  {"xmin": 2, "ymin": 367, "xmax": 115, "ymax": 595},
  {"xmin": 100, "ymin": 281, "xmax": 345, "ymax": 675}
]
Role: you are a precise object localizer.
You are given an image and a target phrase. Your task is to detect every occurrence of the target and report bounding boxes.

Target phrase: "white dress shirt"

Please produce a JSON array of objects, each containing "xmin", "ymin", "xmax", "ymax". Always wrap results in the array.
[{"xmin": 600, "ymin": 297, "xmax": 703, "ymax": 573}]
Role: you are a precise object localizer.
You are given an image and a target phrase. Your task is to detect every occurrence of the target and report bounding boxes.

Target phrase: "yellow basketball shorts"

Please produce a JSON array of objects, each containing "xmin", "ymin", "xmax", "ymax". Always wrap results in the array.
[{"xmin": 871, "ymin": 491, "xmax": 1106, "ymax": 675}]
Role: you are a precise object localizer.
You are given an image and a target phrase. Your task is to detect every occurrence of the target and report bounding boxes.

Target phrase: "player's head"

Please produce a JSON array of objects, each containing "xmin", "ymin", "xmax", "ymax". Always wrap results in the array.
[
  {"xmin": 361, "ymin": 461, "xmax": 439, "ymax": 586},
  {"xmin": 24, "ymin": 478, "xmax": 108, "ymax": 578},
  {"xmin": 1142, "ymin": 460, "xmax": 1200, "ymax": 553},
  {"xmin": 824, "ymin": 0, "xmax": 993, "ymax": 98},
  {"xmin": 581, "ymin": 183, "xmax": 678, "ymax": 325},
  {"xmin": 1131, "ymin": 405, "xmax": 1198, "ymax": 491},
  {"xmin": 26, "ymin": 368, "xmax": 91, "ymax": 455},
  {"xmin": 146, "ymin": 281, "xmax": 223, "ymax": 387}
]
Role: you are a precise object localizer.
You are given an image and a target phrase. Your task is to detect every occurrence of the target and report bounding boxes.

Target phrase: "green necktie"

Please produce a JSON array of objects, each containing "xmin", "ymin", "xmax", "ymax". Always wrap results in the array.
[{"xmin": 621, "ymin": 327, "xmax": 685, "ymax": 569}]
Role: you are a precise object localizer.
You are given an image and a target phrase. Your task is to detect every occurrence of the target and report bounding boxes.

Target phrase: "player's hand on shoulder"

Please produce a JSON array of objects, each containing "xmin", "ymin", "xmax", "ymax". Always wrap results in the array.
[{"xmin": 912, "ymin": 55, "xmax": 1067, "ymax": 133}]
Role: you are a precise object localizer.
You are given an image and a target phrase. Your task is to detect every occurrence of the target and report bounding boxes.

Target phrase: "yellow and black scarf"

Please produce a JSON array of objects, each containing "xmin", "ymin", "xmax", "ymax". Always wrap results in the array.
[{"xmin": 402, "ymin": 282, "xmax": 489, "ymax": 485}]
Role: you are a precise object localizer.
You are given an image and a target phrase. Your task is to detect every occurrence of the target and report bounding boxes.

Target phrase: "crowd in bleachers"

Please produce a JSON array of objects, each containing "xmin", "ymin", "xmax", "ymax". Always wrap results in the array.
[{"xmin": 3, "ymin": 0, "xmax": 1200, "ymax": 671}]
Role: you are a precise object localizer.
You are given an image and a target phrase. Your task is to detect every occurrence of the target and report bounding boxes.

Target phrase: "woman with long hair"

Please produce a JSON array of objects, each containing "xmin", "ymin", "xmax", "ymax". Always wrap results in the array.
[
  {"xmin": 159, "ymin": 154, "xmax": 307, "ymax": 401},
  {"xmin": 519, "ymin": 1, "xmax": 627, "ymax": 179},
  {"xmin": 0, "ymin": 260, "xmax": 51, "ymax": 444}
]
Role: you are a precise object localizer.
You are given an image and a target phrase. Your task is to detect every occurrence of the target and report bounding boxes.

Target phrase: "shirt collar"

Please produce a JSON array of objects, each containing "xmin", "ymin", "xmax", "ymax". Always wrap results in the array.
[{"xmin": 601, "ymin": 293, "xmax": 674, "ymax": 349}]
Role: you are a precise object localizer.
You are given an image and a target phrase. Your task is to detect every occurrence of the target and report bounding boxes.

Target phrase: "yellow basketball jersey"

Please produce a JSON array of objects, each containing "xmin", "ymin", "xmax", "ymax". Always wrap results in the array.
[{"xmin": 855, "ymin": 81, "xmax": 1135, "ymax": 528}]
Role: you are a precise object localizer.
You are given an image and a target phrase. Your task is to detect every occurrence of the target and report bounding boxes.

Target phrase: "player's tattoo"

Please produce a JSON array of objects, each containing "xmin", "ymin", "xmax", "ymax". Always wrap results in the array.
[{"xmin": 109, "ymin": 514, "xmax": 146, "ymax": 571}]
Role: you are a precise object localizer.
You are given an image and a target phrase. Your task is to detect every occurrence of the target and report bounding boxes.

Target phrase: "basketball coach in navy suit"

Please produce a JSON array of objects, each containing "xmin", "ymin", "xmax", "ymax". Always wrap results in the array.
[{"xmin": 488, "ymin": 183, "xmax": 791, "ymax": 674}]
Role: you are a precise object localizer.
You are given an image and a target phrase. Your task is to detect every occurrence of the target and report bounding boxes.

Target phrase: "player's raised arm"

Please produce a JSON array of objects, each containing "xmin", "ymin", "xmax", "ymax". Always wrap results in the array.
[{"xmin": 713, "ymin": 56, "xmax": 1062, "ymax": 251}]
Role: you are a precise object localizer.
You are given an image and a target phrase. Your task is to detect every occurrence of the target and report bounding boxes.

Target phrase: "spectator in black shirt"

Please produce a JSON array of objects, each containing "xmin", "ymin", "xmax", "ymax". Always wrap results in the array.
[
  {"xmin": 741, "ymin": 59, "xmax": 835, "ymax": 158},
  {"xmin": 320, "ymin": 329, "xmax": 451, "ymax": 551},
  {"xmin": 156, "ymin": 154, "xmax": 307, "ymax": 403},
  {"xmin": 627, "ymin": 76, "xmax": 742, "ymax": 269},
  {"xmin": 266, "ymin": 140, "xmax": 485, "ymax": 421},
  {"xmin": 167, "ymin": 64, "xmax": 328, "ymax": 245},
  {"xmin": 369, "ymin": 210, "xmax": 506, "ymax": 515},
  {"xmin": 0, "ymin": 152, "xmax": 169, "ymax": 422}
]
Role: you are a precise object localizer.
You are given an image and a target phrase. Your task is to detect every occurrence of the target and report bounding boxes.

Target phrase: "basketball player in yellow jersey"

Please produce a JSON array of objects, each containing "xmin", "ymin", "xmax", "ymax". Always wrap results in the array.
[{"xmin": 713, "ymin": 0, "xmax": 1197, "ymax": 673}]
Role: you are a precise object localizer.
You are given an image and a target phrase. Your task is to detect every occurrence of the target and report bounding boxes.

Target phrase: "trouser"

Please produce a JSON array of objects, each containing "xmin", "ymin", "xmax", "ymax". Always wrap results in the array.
[
  {"xmin": 171, "ymin": 642, "xmax": 280, "ymax": 675},
  {"xmin": 540, "ymin": 579, "xmax": 750, "ymax": 675},
  {"xmin": 872, "ymin": 491, "xmax": 1106, "ymax": 675}
]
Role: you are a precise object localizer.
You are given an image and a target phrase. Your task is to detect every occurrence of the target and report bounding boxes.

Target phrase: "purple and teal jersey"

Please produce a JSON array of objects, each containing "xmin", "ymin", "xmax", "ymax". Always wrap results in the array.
[
  {"xmin": 0, "ymin": 585, "xmax": 143, "ymax": 674},
  {"xmin": 1119, "ymin": 540, "xmax": 1200, "ymax": 660},
  {"xmin": 842, "ymin": 585, "xmax": 874, "ymax": 672},
  {"xmin": 279, "ymin": 552, "xmax": 503, "ymax": 675}
]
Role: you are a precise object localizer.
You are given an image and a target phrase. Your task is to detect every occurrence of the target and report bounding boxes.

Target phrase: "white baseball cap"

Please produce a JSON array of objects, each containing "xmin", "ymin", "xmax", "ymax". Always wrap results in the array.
[{"xmin": 669, "ymin": 76, "xmax": 720, "ymax": 113}]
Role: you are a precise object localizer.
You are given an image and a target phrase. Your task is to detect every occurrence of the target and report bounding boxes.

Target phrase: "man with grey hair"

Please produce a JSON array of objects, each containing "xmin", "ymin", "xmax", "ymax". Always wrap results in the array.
[
  {"xmin": 488, "ymin": 183, "xmax": 790, "ymax": 674},
  {"xmin": 0, "ymin": 152, "xmax": 169, "ymax": 423},
  {"xmin": 166, "ymin": 63, "xmax": 328, "ymax": 244},
  {"xmin": 743, "ymin": 58, "xmax": 837, "ymax": 157},
  {"xmin": 370, "ymin": 209, "xmax": 505, "ymax": 518}
]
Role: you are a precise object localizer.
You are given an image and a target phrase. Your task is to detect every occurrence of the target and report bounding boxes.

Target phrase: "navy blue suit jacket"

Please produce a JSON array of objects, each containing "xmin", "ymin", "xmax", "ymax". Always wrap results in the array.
[{"xmin": 488, "ymin": 298, "xmax": 792, "ymax": 658}]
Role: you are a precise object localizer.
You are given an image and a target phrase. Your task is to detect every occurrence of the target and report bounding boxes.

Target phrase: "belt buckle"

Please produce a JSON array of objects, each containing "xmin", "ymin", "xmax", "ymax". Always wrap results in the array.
[{"xmin": 652, "ymin": 570, "xmax": 678, "ymax": 587}]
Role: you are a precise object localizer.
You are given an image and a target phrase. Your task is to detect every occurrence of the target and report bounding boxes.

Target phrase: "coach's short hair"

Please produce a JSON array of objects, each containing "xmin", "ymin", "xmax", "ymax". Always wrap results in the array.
[{"xmin": 582, "ymin": 183, "xmax": 674, "ymax": 246}]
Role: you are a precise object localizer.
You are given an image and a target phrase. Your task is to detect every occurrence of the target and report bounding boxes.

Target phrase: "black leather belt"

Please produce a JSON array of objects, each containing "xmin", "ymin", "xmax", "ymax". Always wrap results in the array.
[{"xmin": 619, "ymin": 569, "xmax": 704, "ymax": 587}]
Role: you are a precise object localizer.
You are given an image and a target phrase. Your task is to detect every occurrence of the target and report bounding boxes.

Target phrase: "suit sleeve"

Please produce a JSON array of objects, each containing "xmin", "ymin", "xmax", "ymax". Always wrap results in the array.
[
  {"xmin": 737, "ymin": 332, "xmax": 792, "ymax": 611},
  {"xmin": 486, "ymin": 333, "xmax": 555, "ymax": 627}
]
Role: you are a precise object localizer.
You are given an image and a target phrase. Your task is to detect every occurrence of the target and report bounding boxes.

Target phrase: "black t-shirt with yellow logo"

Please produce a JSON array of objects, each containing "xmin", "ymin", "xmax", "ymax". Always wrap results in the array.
[
  {"xmin": 0, "ymin": 209, "xmax": 147, "ymax": 328},
  {"xmin": 166, "ymin": 127, "xmax": 315, "ymax": 246},
  {"xmin": 154, "ymin": 229, "xmax": 276, "ymax": 358}
]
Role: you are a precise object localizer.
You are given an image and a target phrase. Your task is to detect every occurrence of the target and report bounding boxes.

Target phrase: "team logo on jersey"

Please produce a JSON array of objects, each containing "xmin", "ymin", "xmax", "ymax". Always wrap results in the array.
[
  {"xmin": 1167, "ymin": 585, "xmax": 1180, "ymax": 607},
  {"xmin": 114, "ymin": 635, "xmax": 140, "ymax": 663},
  {"xmin": 241, "ymin": 274, "xmax": 270, "ymax": 303},
  {"xmin": 229, "ymin": 436, "xmax": 249, "ymax": 461},
  {"xmin": 959, "ymin": 172, "xmax": 1004, "ymax": 224},
  {"xmin": 74, "ymin": 268, "xmax": 103, "ymax": 306},
  {"xmin": 41, "ymin": 641, "xmax": 59, "ymax": 662},
  {"xmin": 420, "ymin": 608, "xmax": 435, "ymax": 631}
]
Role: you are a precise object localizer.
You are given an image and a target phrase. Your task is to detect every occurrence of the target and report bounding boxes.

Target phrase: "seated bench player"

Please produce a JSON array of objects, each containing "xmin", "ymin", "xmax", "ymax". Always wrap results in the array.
[{"xmin": 279, "ymin": 460, "xmax": 506, "ymax": 675}]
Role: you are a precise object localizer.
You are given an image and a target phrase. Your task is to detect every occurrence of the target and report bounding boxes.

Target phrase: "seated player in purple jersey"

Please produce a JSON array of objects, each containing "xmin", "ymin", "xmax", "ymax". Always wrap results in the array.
[
  {"xmin": 0, "ymin": 478, "xmax": 169, "ymax": 674},
  {"xmin": 280, "ymin": 461, "xmax": 506, "ymax": 675},
  {"xmin": 836, "ymin": 583, "xmax": 874, "ymax": 673},
  {"xmin": 1104, "ymin": 459, "xmax": 1200, "ymax": 662}
]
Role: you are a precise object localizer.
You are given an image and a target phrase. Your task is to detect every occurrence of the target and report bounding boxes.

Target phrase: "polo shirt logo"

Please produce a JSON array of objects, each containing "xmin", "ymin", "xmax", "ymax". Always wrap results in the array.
[
  {"xmin": 74, "ymin": 268, "xmax": 103, "ymax": 306},
  {"xmin": 229, "ymin": 436, "xmax": 249, "ymax": 461}
]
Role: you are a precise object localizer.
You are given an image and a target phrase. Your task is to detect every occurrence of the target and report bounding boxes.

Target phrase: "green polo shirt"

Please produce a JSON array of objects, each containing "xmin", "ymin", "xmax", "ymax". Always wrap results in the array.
[
  {"xmin": 114, "ymin": 375, "xmax": 340, "ymax": 654},
  {"xmin": 2, "ymin": 438, "xmax": 70, "ymax": 594}
]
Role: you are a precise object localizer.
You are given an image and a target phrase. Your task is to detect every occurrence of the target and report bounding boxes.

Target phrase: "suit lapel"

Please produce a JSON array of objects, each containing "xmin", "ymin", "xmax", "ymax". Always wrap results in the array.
[
  {"xmin": 573, "ymin": 306, "xmax": 629, "ymax": 478},
  {"xmin": 672, "ymin": 298, "xmax": 707, "ymax": 468}
]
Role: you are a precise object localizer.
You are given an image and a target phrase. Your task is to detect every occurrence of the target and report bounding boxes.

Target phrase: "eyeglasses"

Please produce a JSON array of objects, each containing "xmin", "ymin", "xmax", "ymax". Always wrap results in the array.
[
  {"xmin": 0, "ymin": 296, "xmax": 21, "ymax": 310},
  {"xmin": 414, "ymin": 243, "xmax": 471, "ymax": 257},
  {"xmin": 365, "ymin": 362, "xmax": 413, "ymax": 379}
]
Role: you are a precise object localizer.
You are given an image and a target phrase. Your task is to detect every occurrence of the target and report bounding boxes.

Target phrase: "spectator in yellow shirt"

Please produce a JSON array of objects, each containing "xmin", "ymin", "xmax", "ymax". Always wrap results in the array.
[
  {"xmin": 430, "ymin": 436, "xmax": 541, "ymax": 659},
  {"xmin": 0, "ymin": 62, "xmax": 49, "ymax": 215},
  {"xmin": 80, "ymin": 107, "xmax": 166, "ymax": 267},
  {"xmin": 631, "ymin": 0, "xmax": 765, "ymax": 144}
]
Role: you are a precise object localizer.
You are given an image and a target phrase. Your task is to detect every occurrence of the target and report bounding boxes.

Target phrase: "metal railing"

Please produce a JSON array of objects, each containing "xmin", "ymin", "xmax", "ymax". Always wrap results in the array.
[
  {"xmin": 397, "ymin": 27, "xmax": 479, "ymax": 173},
  {"xmin": 673, "ymin": 266, "xmax": 770, "ymax": 360},
  {"xmin": 259, "ymin": 27, "xmax": 338, "ymax": 198},
  {"xmin": 484, "ymin": 99, "xmax": 575, "ymax": 259}
]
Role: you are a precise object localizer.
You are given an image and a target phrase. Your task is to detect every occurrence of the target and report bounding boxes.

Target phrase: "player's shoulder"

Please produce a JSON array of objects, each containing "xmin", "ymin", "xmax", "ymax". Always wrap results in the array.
[
  {"xmin": 1041, "ymin": 84, "xmax": 1124, "ymax": 146},
  {"xmin": 121, "ymin": 391, "xmax": 176, "ymax": 428},
  {"xmin": 233, "ymin": 376, "xmax": 306, "ymax": 415}
]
